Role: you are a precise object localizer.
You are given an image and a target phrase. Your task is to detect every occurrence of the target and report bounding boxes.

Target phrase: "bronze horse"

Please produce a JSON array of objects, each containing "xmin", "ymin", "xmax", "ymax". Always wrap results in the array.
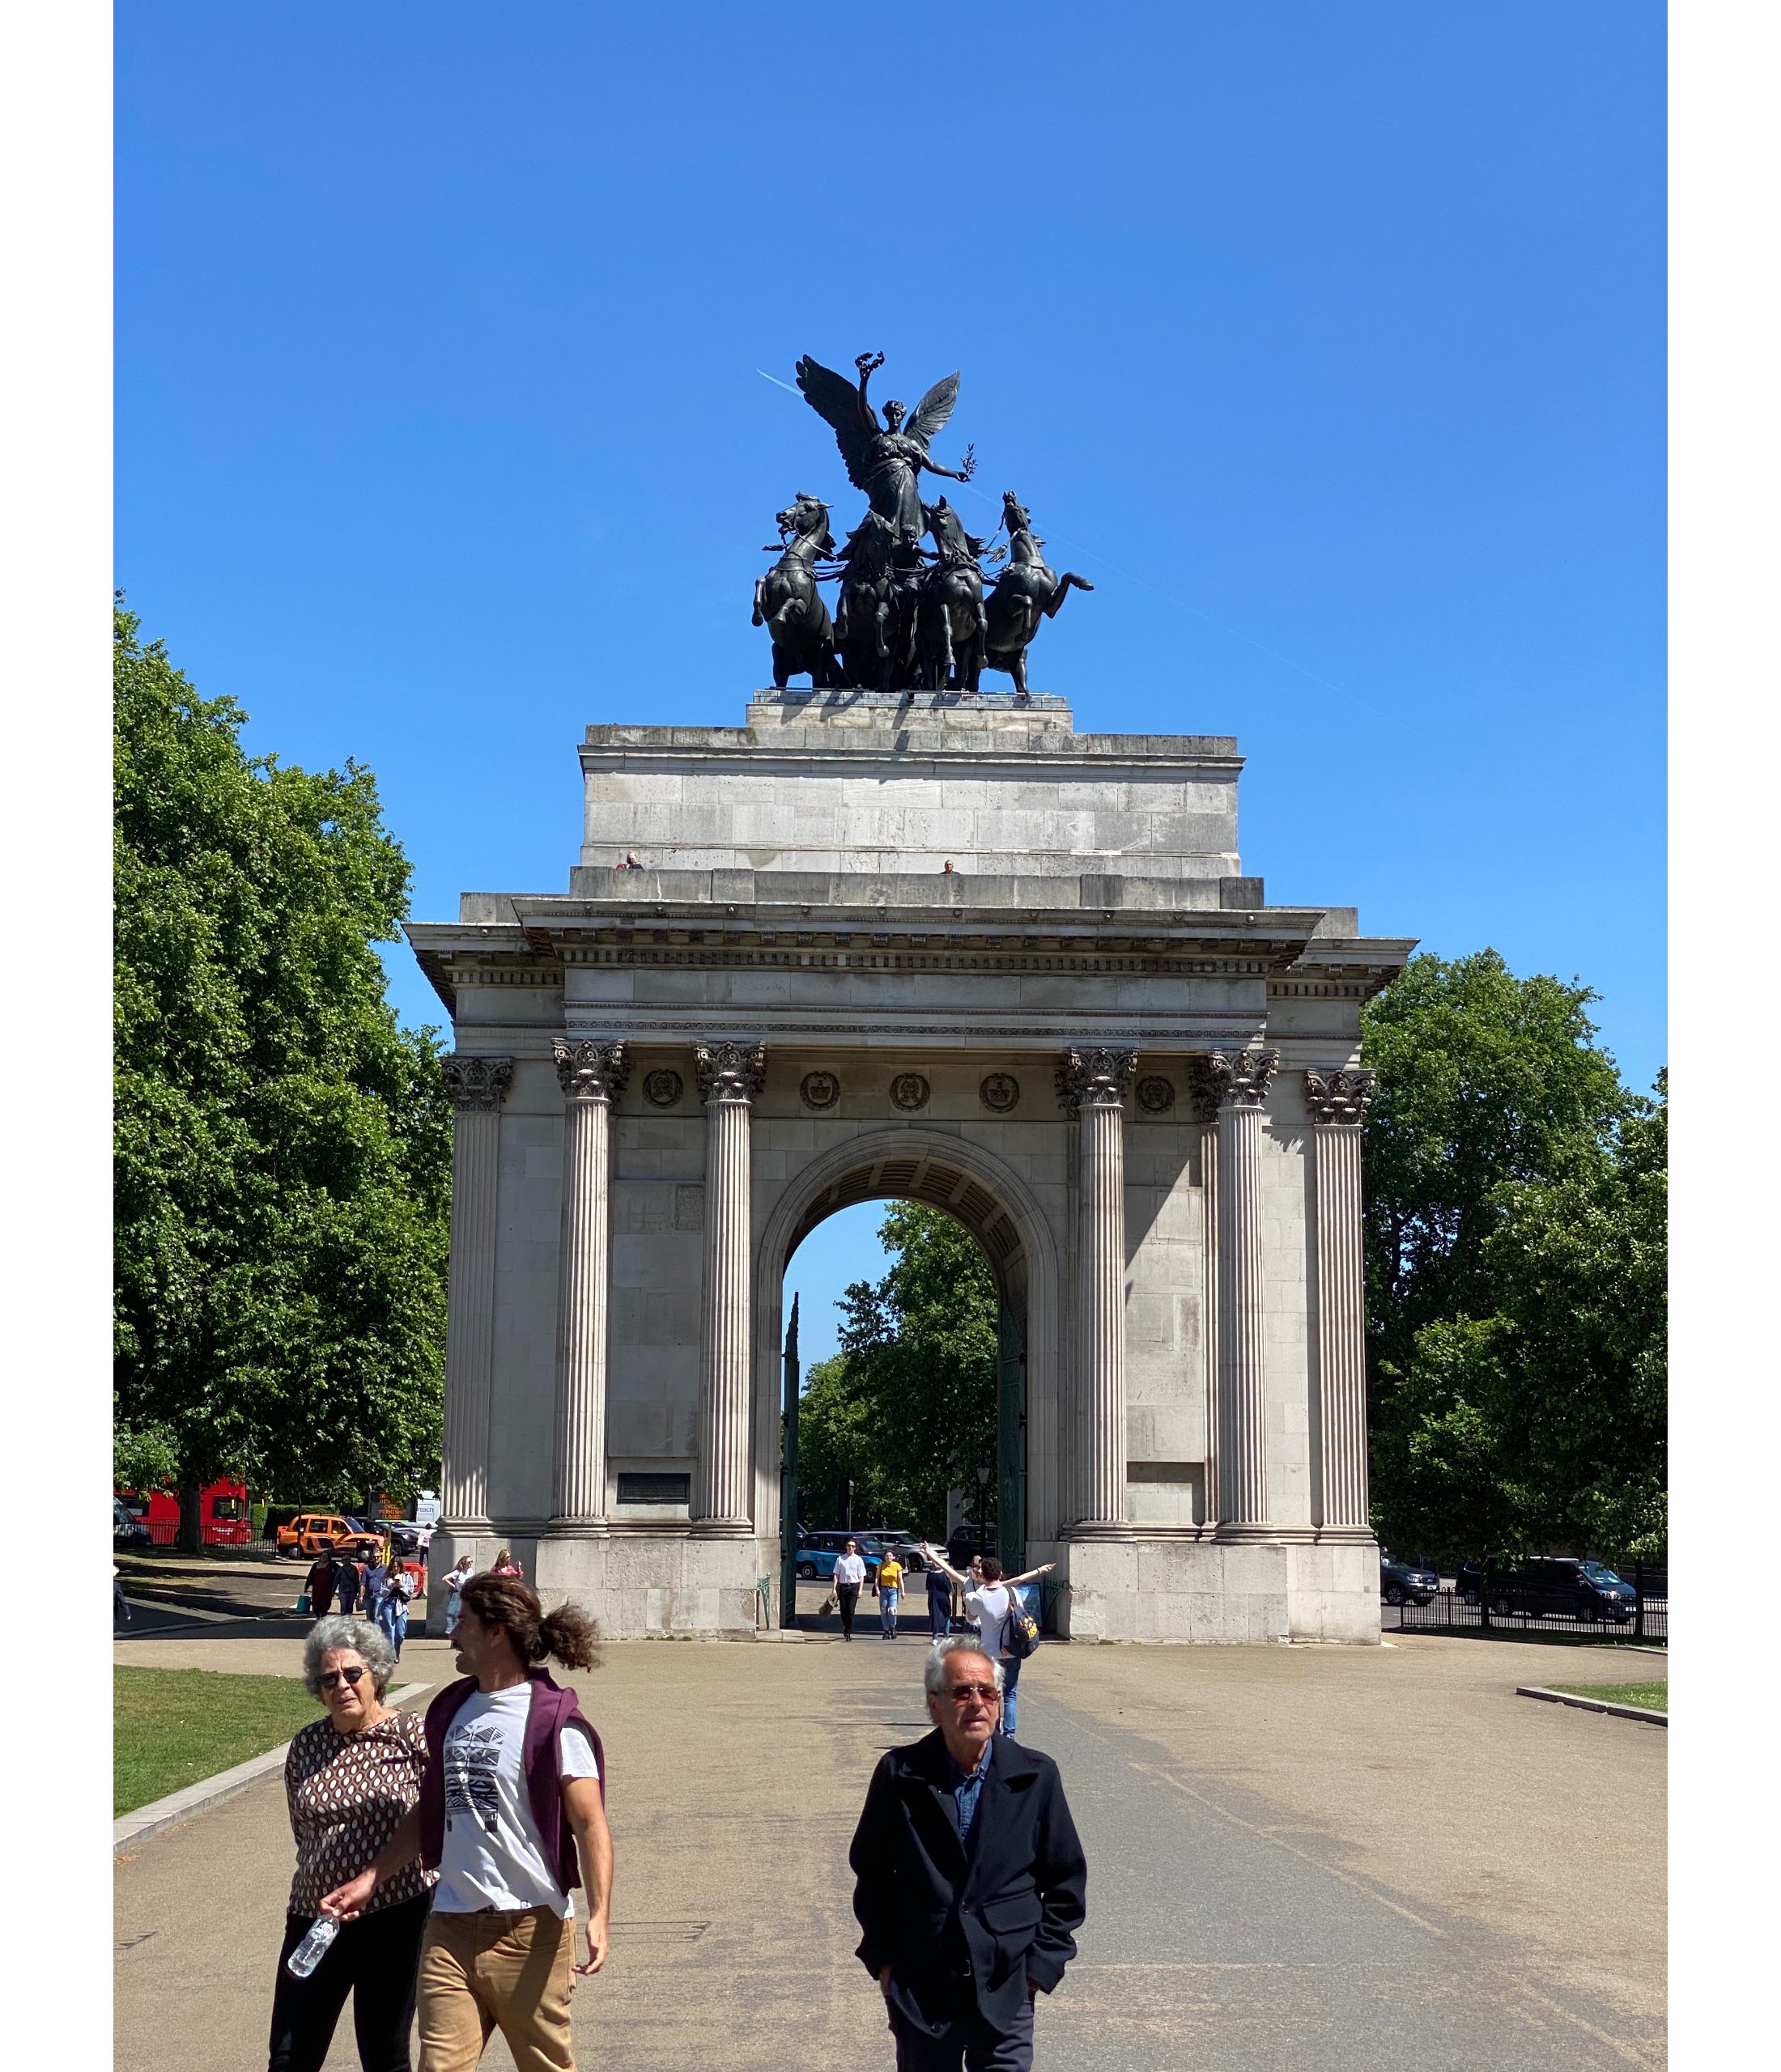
[
  {"xmin": 984, "ymin": 491, "xmax": 1094, "ymax": 696},
  {"xmin": 915, "ymin": 498, "xmax": 990, "ymax": 694},
  {"xmin": 752, "ymin": 492, "xmax": 838, "ymax": 687},
  {"xmin": 832, "ymin": 510, "xmax": 914, "ymax": 691}
]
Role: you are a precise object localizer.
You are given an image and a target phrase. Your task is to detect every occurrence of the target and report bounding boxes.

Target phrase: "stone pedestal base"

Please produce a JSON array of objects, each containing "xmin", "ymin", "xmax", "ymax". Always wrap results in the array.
[
  {"xmin": 1056, "ymin": 1535, "xmax": 1380, "ymax": 1644},
  {"xmin": 529, "ymin": 1531, "xmax": 772, "ymax": 1638}
]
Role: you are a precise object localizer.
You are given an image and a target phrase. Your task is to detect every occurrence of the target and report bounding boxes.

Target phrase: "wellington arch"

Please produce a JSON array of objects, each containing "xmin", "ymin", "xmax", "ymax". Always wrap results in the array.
[{"xmin": 407, "ymin": 687, "xmax": 1415, "ymax": 1641}]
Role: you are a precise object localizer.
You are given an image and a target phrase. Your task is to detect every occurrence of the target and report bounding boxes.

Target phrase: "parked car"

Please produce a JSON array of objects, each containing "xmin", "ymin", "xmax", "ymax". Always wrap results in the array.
[
  {"xmin": 1486, "ymin": 1556, "xmax": 1637, "ymax": 1623},
  {"xmin": 383, "ymin": 1521, "xmax": 435, "ymax": 1558},
  {"xmin": 945, "ymin": 1530, "xmax": 997, "ymax": 1569},
  {"xmin": 1379, "ymin": 1556, "xmax": 1440, "ymax": 1607},
  {"xmin": 275, "ymin": 1513, "xmax": 385, "ymax": 1560},
  {"xmin": 860, "ymin": 1527, "xmax": 925, "ymax": 1571},
  {"xmin": 794, "ymin": 1531, "xmax": 883, "ymax": 1582},
  {"xmin": 113, "ymin": 1498, "xmax": 153, "ymax": 1553}
]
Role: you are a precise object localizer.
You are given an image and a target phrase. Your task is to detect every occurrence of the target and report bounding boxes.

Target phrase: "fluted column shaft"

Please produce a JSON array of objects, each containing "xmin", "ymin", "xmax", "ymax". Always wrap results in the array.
[
  {"xmin": 1057, "ymin": 1047, "xmax": 1137, "ymax": 1534},
  {"xmin": 1198, "ymin": 1106, "xmax": 1222, "ymax": 1527},
  {"xmin": 1211, "ymin": 1050, "xmax": 1279, "ymax": 1534},
  {"xmin": 440, "ymin": 1056, "xmax": 513, "ymax": 1527},
  {"xmin": 550, "ymin": 1040, "xmax": 627, "ymax": 1528},
  {"xmin": 1306, "ymin": 1069, "xmax": 1376, "ymax": 1534},
  {"xmin": 693, "ymin": 1042, "xmax": 766, "ymax": 1535}
]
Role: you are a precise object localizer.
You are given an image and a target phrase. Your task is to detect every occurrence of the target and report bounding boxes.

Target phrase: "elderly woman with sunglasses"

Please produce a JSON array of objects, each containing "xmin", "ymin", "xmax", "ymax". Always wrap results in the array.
[{"xmin": 267, "ymin": 1616, "xmax": 436, "ymax": 2072}]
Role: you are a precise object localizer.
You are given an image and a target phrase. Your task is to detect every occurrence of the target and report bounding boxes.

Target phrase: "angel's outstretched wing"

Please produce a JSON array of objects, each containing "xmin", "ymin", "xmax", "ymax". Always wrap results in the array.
[
  {"xmin": 795, "ymin": 356, "xmax": 874, "ymax": 491},
  {"xmin": 903, "ymin": 372, "xmax": 961, "ymax": 452}
]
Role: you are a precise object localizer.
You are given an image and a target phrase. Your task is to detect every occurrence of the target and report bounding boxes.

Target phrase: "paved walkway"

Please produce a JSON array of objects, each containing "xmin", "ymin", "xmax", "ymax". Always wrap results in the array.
[{"xmin": 114, "ymin": 1629, "xmax": 1664, "ymax": 2070}]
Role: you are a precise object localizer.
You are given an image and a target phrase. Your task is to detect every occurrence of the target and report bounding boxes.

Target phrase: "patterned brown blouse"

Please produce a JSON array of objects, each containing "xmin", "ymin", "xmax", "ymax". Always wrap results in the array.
[{"xmin": 283, "ymin": 1708, "xmax": 437, "ymax": 1917}]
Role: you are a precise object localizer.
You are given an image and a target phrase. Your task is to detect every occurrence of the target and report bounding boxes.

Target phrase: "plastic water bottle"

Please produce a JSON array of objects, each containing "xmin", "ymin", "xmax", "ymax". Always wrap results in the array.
[{"xmin": 286, "ymin": 1915, "xmax": 341, "ymax": 1978}]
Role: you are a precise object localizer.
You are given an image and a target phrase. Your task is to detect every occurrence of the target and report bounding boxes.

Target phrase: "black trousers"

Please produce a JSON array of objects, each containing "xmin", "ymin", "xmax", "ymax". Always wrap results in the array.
[
  {"xmin": 892, "ymin": 1994, "xmax": 1035, "ymax": 2070},
  {"xmin": 837, "ymin": 1582, "xmax": 861, "ymax": 1637},
  {"xmin": 267, "ymin": 1893, "xmax": 431, "ymax": 2072}
]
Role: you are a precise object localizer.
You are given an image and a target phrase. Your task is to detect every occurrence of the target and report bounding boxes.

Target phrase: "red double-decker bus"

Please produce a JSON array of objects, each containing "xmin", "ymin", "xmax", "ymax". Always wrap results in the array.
[{"xmin": 115, "ymin": 1481, "xmax": 253, "ymax": 1548}]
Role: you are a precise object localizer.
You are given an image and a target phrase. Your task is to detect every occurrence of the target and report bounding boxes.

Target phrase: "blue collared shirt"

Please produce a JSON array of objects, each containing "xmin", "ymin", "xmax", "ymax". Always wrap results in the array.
[{"xmin": 947, "ymin": 1738, "xmax": 994, "ymax": 1839}]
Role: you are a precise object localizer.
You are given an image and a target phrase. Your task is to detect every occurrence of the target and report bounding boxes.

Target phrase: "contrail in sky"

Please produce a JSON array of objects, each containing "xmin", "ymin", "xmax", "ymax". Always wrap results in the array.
[{"xmin": 756, "ymin": 368, "xmax": 800, "ymax": 395}]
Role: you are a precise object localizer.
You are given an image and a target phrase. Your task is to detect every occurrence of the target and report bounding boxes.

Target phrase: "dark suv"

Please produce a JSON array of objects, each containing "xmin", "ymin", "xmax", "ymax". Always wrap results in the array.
[
  {"xmin": 1487, "ymin": 1556, "xmax": 1636, "ymax": 1623},
  {"xmin": 1379, "ymin": 1555, "xmax": 1440, "ymax": 1607}
]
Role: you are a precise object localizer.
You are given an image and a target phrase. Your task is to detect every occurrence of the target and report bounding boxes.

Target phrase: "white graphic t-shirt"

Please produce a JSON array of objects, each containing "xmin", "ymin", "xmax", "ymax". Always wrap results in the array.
[
  {"xmin": 967, "ymin": 1582, "xmax": 1013, "ymax": 1658},
  {"xmin": 435, "ymin": 1687, "xmax": 600, "ymax": 1917}
]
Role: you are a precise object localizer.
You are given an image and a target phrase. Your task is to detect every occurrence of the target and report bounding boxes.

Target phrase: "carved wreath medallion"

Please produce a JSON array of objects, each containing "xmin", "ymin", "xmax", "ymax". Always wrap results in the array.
[
  {"xmin": 1135, "ymin": 1074, "xmax": 1175, "ymax": 1115},
  {"xmin": 801, "ymin": 1070, "xmax": 840, "ymax": 1111},
  {"xmin": 980, "ymin": 1072, "xmax": 1020, "ymax": 1114},
  {"xmin": 643, "ymin": 1068, "xmax": 685, "ymax": 1108},
  {"xmin": 889, "ymin": 1072, "xmax": 930, "ymax": 1113}
]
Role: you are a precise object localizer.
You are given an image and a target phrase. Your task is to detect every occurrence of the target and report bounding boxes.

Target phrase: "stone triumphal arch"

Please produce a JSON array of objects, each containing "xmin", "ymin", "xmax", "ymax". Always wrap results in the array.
[{"xmin": 410, "ymin": 688, "xmax": 1413, "ymax": 1641}]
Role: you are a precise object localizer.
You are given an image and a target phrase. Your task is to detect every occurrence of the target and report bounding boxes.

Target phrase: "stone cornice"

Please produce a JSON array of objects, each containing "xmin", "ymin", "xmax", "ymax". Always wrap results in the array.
[
  {"xmin": 551, "ymin": 1038, "xmax": 630, "ymax": 1104},
  {"xmin": 1206, "ymin": 1049, "xmax": 1281, "ymax": 1108},
  {"xmin": 1303, "ymin": 1067, "xmax": 1377, "ymax": 1125},
  {"xmin": 693, "ymin": 1040, "xmax": 767, "ymax": 1105},
  {"xmin": 1056, "ymin": 1046, "xmax": 1139, "ymax": 1113},
  {"xmin": 439, "ymin": 1054, "xmax": 513, "ymax": 1112}
]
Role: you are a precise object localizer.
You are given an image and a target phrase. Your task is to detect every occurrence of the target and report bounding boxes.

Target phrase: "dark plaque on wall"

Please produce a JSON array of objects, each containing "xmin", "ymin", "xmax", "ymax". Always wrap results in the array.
[
  {"xmin": 801, "ymin": 1070, "xmax": 840, "ymax": 1110},
  {"xmin": 980, "ymin": 1072, "xmax": 1020, "ymax": 1113},
  {"xmin": 890, "ymin": 1072, "xmax": 930, "ymax": 1112},
  {"xmin": 1136, "ymin": 1075, "xmax": 1176, "ymax": 1115},
  {"xmin": 643, "ymin": 1068, "xmax": 685, "ymax": 1108}
]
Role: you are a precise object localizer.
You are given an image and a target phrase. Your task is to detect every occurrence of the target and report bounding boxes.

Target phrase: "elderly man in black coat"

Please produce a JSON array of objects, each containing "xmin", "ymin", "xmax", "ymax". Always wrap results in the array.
[{"xmin": 850, "ymin": 1635, "xmax": 1088, "ymax": 2070}]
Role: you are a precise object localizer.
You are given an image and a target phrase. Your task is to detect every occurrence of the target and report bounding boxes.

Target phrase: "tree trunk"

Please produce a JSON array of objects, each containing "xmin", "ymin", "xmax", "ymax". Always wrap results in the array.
[{"xmin": 177, "ymin": 1478, "xmax": 203, "ymax": 1554}]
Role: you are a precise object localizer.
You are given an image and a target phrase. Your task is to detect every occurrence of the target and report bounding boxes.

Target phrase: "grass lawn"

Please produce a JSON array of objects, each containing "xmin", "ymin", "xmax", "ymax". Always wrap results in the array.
[
  {"xmin": 1549, "ymin": 1679, "xmax": 1667, "ymax": 1712},
  {"xmin": 115, "ymin": 1666, "xmax": 320, "ymax": 1815}
]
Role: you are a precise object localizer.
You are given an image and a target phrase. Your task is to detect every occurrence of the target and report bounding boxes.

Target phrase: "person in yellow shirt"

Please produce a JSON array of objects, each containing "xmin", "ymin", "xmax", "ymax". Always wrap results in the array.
[{"xmin": 875, "ymin": 1553, "xmax": 905, "ymax": 1639}]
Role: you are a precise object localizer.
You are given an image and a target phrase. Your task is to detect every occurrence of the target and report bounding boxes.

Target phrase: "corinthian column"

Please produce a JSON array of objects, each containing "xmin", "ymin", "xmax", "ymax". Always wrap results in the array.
[
  {"xmin": 549, "ymin": 1039, "xmax": 628, "ymax": 1531},
  {"xmin": 1304, "ymin": 1068, "xmax": 1377, "ymax": 1537},
  {"xmin": 691, "ymin": 1041, "xmax": 767, "ymax": 1536},
  {"xmin": 1209, "ymin": 1049, "xmax": 1279, "ymax": 1535},
  {"xmin": 439, "ymin": 1055, "xmax": 514, "ymax": 1528},
  {"xmin": 1056, "ymin": 1046, "xmax": 1138, "ymax": 1535}
]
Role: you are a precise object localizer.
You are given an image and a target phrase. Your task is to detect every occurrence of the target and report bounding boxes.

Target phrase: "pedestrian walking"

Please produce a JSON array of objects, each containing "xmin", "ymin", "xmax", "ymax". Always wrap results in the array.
[
  {"xmin": 379, "ymin": 1564, "xmax": 417, "ymax": 1660},
  {"xmin": 924, "ymin": 1556, "xmax": 953, "ymax": 1642},
  {"xmin": 268, "ymin": 1616, "xmax": 435, "ymax": 2072},
  {"xmin": 113, "ymin": 1563, "xmax": 131, "ymax": 1624},
  {"xmin": 834, "ymin": 1538, "xmax": 867, "ymax": 1640},
  {"xmin": 849, "ymin": 1636, "xmax": 1087, "ymax": 2071},
  {"xmin": 442, "ymin": 1553, "xmax": 476, "ymax": 1633},
  {"xmin": 876, "ymin": 1551, "xmax": 904, "ymax": 1638},
  {"xmin": 335, "ymin": 1552, "xmax": 362, "ymax": 1619},
  {"xmin": 920, "ymin": 1549, "xmax": 1055, "ymax": 1739},
  {"xmin": 304, "ymin": 1551, "xmax": 338, "ymax": 1621},
  {"xmin": 322, "ymin": 1573, "xmax": 612, "ymax": 2072}
]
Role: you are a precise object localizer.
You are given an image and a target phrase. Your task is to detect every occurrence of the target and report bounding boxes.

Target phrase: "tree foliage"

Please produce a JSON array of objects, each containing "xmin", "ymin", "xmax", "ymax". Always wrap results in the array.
[
  {"xmin": 113, "ymin": 605, "xmax": 452, "ymax": 1537},
  {"xmin": 797, "ymin": 1204, "xmax": 999, "ymax": 1536},
  {"xmin": 1362, "ymin": 951, "xmax": 1665, "ymax": 1560}
]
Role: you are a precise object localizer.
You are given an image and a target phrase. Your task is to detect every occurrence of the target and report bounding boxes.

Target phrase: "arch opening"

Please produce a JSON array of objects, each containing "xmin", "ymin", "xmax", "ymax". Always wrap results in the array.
[{"xmin": 753, "ymin": 1130, "xmax": 1060, "ymax": 1630}]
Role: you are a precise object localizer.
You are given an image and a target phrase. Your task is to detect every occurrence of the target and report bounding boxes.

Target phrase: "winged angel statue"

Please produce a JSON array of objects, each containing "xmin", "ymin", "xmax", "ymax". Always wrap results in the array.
[
  {"xmin": 752, "ymin": 350, "xmax": 1091, "ymax": 694},
  {"xmin": 794, "ymin": 351, "xmax": 976, "ymax": 545}
]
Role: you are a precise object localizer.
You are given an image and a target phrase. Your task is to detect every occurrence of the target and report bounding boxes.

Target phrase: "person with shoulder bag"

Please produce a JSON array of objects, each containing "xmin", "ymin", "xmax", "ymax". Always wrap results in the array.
[
  {"xmin": 321, "ymin": 1573, "xmax": 613, "ymax": 2072},
  {"xmin": 920, "ymin": 1548, "xmax": 1055, "ymax": 1738}
]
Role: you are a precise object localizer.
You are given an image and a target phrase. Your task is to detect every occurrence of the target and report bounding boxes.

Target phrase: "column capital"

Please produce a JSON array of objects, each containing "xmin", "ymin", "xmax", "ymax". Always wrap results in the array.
[
  {"xmin": 1303, "ymin": 1067, "xmax": 1377, "ymax": 1126},
  {"xmin": 1055, "ymin": 1045, "xmax": 1138, "ymax": 1113},
  {"xmin": 1205, "ymin": 1049, "xmax": 1281, "ymax": 1109},
  {"xmin": 440, "ymin": 1054, "xmax": 514, "ymax": 1112},
  {"xmin": 694, "ymin": 1040, "xmax": 767, "ymax": 1104},
  {"xmin": 553, "ymin": 1038, "xmax": 630, "ymax": 1104}
]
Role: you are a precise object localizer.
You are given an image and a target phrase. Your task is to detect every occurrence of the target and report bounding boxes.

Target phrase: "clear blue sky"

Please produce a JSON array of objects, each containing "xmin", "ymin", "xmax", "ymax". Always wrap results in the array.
[{"xmin": 117, "ymin": 4, "xmax": 1664, "ymax": 1369}]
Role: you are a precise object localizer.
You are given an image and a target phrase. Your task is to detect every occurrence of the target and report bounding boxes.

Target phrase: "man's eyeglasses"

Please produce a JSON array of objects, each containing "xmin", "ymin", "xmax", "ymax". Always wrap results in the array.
[
  {"xmin": 319, "ymin": 1666, "xmax": 367, "ymax": 1691},
  {"xmin": 942, "ymin": 1682, "xmax": 1001, "ymax": 1704}
]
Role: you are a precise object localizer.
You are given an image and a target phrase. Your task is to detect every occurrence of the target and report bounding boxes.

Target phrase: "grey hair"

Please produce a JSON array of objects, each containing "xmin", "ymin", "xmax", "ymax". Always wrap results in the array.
[
  {"xmin": 303, "ymin": 1616, "xmax": 396, "ymax": 1700},
  {"xmin": 924, "ymin": 1635, "xmax": 1005, "ymax": 1699}
]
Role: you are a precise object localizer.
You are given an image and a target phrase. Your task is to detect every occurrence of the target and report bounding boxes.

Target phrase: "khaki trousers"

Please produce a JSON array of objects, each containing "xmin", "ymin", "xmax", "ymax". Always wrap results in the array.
[{"xmin": 417, "ymin": 1905, "xmax": 577, "ymax": 2072}]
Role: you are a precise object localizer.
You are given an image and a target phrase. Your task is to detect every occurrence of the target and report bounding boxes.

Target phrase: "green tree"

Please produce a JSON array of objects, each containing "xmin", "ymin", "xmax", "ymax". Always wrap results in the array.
[
  {"xmin": 797, "ymin": 1204, "xmax": 998, "ymax": 1536},
  {"xmin": 1362, "ymin": 950, "xmax": 1664, "ymax": 1560},
  {"xmin": 113, "ymin": 604, "xmax": 451, "ymax": 1544}
]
